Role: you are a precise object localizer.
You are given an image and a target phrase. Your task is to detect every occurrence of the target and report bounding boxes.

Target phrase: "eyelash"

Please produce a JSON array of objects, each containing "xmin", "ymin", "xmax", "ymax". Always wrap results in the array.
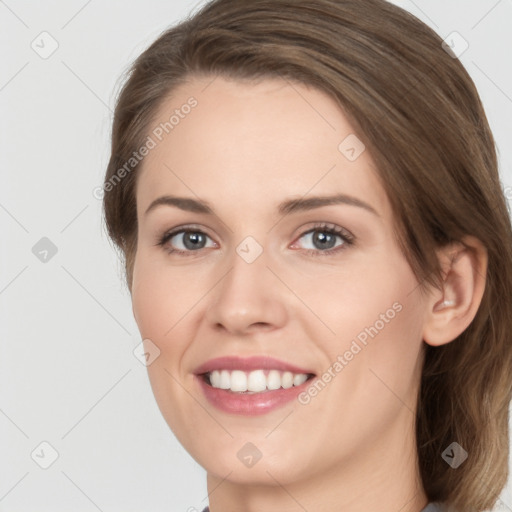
[{"xmin": 155, "ymin": 222, "xmax": 355, "ymax": 258}]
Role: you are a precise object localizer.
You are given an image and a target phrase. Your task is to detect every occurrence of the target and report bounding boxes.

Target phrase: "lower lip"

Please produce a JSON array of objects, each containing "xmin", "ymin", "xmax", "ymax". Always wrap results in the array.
[{"xmin": 195, "ymin": 375, "xmax": 313, "ymax": 415}]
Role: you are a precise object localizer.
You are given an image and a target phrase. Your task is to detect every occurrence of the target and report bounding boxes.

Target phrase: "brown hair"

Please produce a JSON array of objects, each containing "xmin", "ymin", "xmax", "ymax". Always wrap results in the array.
[{"xmin": 102, "ymin": 0, "xmax": 512, "ymax": 509}]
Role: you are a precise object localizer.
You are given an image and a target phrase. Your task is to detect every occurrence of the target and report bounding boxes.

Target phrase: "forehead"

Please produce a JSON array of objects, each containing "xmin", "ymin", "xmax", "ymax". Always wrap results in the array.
[{"xmin": 135, "ymin": 76, "xmax": 389, "ymax": 221}]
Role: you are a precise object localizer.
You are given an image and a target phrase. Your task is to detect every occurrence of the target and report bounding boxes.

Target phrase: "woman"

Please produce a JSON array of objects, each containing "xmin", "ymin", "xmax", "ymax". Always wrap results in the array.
[{"xmin": 102, "ymin": 0, "xmax": 512, "ymax": 510}]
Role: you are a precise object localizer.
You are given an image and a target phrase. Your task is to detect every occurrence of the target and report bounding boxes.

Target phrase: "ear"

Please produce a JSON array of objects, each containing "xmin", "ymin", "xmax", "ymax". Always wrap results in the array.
[{"xmin": 422, "ymin": 236, "xmax": 488, "ymax": 347}]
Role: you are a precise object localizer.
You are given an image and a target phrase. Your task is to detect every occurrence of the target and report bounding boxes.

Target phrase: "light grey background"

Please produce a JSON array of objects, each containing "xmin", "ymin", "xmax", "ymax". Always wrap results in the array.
[{"xmin": 1, "ymin": 1, "xmax": 511, "ymax": 511}]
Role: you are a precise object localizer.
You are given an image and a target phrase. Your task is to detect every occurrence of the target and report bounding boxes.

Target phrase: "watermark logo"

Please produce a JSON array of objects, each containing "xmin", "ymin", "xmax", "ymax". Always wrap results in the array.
[
  {"xmin": 93, "ymin": 97, "xmax": 198, "ymax": 200},
  {"xmin": 31, "ymin": 441, "xmax": 59, "ymax": 469},
  {"xmin": 236, "ymin": 236, "xmax": 263, "ymax": 264},
  {"xmin": 151, "ymin": 97, "xmax": 198, "ymax": 141},
  {"xmin": 237, "ymin": 442, "xmax": 263, "ymax": 468},
  {"xmin": 441, "ymin": 441, "xmax": 468, "ymax": 469},
  {"xmin": 31, "ymin": 31, "xmax": 59, "ymax": 59},
  {"xmin": 32, "ymin": 237, "xmax": 58, "ymax": 263},
  {"xmin": 442, "ymin": 31, "xmax": 469, "ymax": 59},
  {"xmin": 133, "ymin": 338, "xmax": 161, "ymax": 366},
  {"xmin": 338, "ymin": 134, "xmax": 366, "ymax": 162}
]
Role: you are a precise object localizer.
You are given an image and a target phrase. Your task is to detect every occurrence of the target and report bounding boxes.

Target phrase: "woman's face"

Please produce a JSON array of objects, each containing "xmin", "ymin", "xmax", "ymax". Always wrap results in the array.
[{"xmin": 131, "ymin": 76, "xmax": 428, "ymax": 486}]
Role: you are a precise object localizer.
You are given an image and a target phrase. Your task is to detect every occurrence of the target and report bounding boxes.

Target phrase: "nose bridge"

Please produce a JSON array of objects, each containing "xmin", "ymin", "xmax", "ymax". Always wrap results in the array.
[
  {"xmin": 205, "ymin": 233, "xmax": 285, "ymax": 333},
  {"xmin": 222, "ymin": 235, "xmax": 271, "ymax": 306}
]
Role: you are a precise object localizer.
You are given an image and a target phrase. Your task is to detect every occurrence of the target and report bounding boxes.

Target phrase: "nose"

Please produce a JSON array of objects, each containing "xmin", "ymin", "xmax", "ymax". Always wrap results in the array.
[{"xmin": 204, "ymin": 242, "xmax": 288, "ymax": 336}]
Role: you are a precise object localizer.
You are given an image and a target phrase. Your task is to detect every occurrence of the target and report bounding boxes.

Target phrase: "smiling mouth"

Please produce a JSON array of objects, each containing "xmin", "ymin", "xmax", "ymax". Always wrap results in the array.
[{"xmin": 201, "ymin": 369, "xmax": 316, "ymax": 394}]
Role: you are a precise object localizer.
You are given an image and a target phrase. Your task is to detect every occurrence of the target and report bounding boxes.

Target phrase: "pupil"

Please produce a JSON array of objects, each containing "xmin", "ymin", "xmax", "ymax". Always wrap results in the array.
[
  {"xmin": 314, "ymin": 231, "xmax": 335, "ymax": 249},
  {"xmin": 184, "ymin": 232, "xmax": 205, "ymax": 250}
]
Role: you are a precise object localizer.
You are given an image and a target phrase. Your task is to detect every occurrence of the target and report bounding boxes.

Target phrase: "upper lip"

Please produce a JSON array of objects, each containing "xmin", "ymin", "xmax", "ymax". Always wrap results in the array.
[{"xmin": 194, "ymin": 356, "xmax": 315, "ymax": 376}]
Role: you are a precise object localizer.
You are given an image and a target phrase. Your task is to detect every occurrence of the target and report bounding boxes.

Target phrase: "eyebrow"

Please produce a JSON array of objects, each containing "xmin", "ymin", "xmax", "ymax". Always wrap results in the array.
[{"xmin": 144, "ymin": 193, "xmax": 379, "ymax": 217}]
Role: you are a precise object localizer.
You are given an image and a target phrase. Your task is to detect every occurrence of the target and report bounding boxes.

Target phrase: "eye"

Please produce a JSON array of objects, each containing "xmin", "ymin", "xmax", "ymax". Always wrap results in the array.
[
  {"xmin": 156, "ymin": 222, "xmax": 355, "ymax": 257},
  {"xmin": 156, "ymin": 225, "xmax": 216, "ymax": 256},
  {"xmin": 291, "ymin": 222, "xmax": 355, "ymax": 256}
]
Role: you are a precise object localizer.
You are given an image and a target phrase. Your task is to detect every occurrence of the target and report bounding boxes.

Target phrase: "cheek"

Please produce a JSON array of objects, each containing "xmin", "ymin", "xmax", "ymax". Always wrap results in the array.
[
  {"xmin": 298, "ymin": 260, "xmax": 425, "ymax": 451},
  {"xmin": 131, "ymin": 247, "xmax": 200, "ymax": 331},
  {"xmin": 296, "ymin": 250, "xmax": 419, "ymax": 344},
  {"xmin": 131, "ymin": 251, "xmax": 218, "ymax": 381},
  {"xmin": 131, "ymin": 258, "xmax": 197, "ymax": 421},
  {"xmin": 131, "ymin": 254, "xmax": 186, "ymax": 350},
  {"xmin": 313, "ymin": 249, "xmax": 425, "ymax": 386}
]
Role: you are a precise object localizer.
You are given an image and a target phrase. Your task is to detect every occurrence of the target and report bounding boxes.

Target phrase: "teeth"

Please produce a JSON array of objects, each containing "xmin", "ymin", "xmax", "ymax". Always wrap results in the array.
[
  {"xmin": 293, "ymin": 373, "xmax": 308, "ymax": 386},
  {"xmin": 219, "ymin": 370, "xmax": 230, "ymax": 389},
  {"xmin": 207, "ymin": 369, "xmax": 311, "ymax": 393},
  {"xmin": 247, "ymin": 369, "xmax": 267, "ymax": 392},
  {"xmin": 267, "ymin": 370, "xmax": 281, "ymax": 390},
  {"xmin": 231, "ymin": 370, "xmax": 247, "ymax": 392}
]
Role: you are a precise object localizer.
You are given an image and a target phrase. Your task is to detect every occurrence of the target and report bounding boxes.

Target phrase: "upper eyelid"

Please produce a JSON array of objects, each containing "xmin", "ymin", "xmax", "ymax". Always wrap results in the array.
[
  {"xmin": 163, "ymin": 224, "xmax": 215, "ymax": 242},
  {"xmin": 163, "ymin": 223, "xmax": 350, "ymax": 237}
]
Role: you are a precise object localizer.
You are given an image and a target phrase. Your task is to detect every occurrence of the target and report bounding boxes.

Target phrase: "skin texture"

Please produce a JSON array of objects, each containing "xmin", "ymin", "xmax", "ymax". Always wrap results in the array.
[{"xmin": 131, "ymin": 76, "xmax": 487, "ymax": 512}]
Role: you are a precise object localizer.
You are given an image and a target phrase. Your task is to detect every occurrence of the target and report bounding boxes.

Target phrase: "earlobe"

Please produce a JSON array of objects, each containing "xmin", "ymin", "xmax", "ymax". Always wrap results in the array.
[{"xmin": 422, "ymin": 236, "xmax": 487, "ymax": 347}]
